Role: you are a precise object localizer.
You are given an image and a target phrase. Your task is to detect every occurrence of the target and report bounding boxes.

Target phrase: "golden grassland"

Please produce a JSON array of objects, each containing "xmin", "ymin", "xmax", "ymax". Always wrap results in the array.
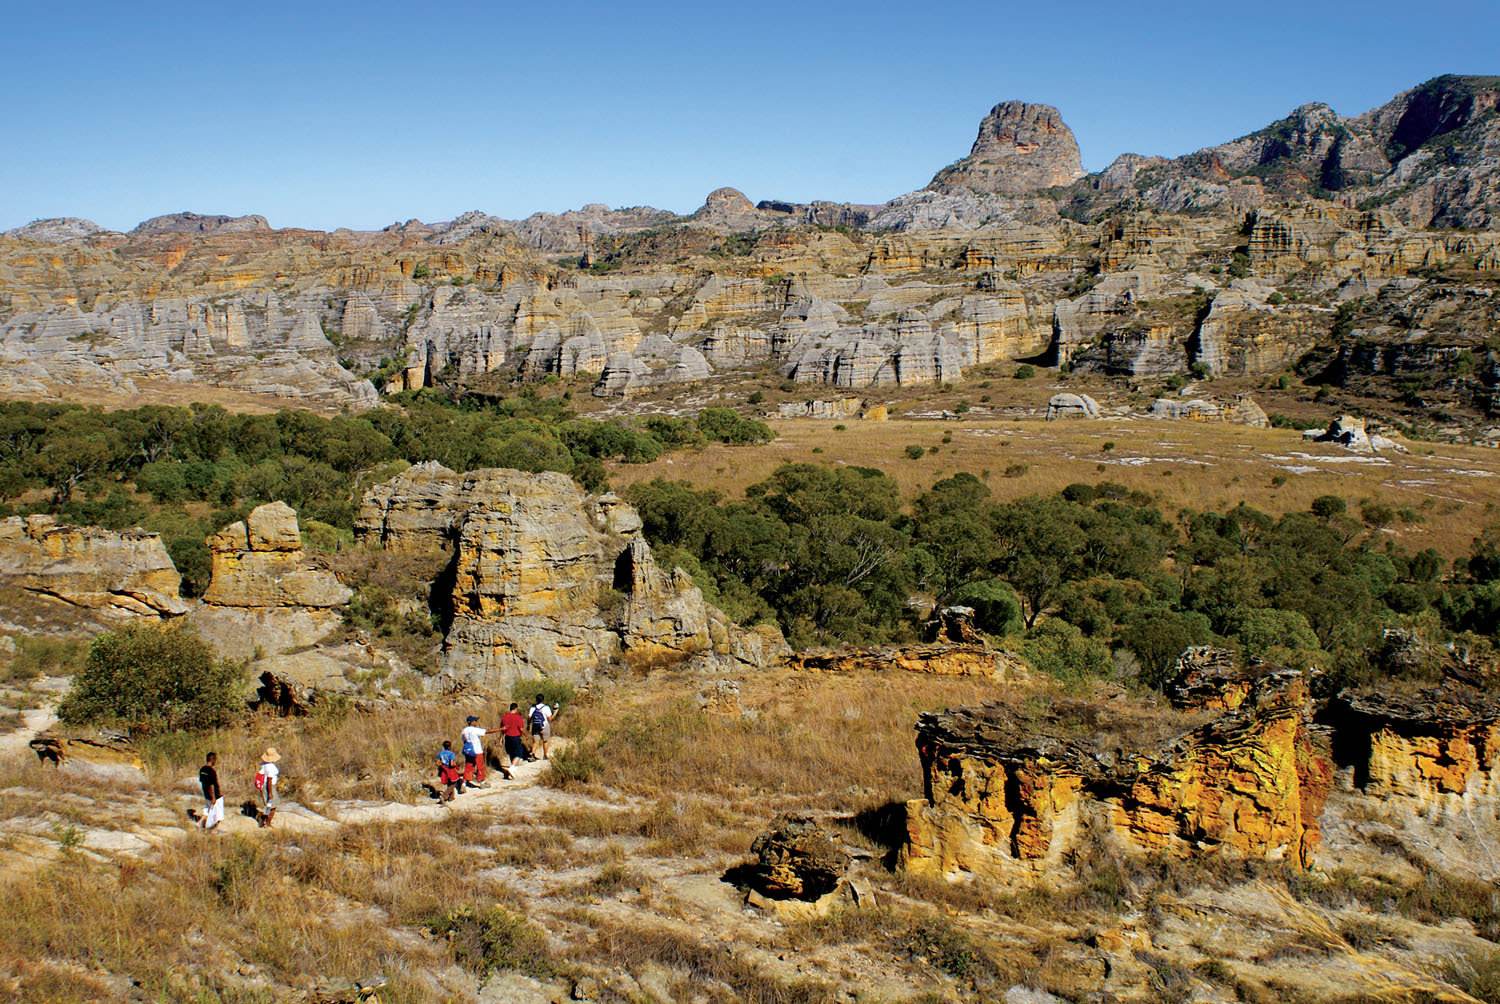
[
  {"xmin": 610, "ymin": 415, "xmax": 1500, "ymax": 559},
  {"xmin": 2, "ymin": 670, "xmax": 1498, "ymax": 1002}
]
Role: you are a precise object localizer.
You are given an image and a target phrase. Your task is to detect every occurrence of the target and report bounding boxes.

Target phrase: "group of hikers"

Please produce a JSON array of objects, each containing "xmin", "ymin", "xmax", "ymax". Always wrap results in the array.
[
  {"xmin": 194, "ymin": 746, "xmax": 280, "ymax": 831},
  {"xmin": 434, "ymin": 696, "xmax": 556, "ymax": 803},
  {"xmin": 193, "ymin": 695, "xmax": 557, "ymax": 830}
]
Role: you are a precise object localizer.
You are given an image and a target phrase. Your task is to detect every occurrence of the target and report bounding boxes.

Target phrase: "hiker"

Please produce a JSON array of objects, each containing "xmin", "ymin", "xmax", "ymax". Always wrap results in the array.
[
  {"xmin": 527, "ymin": 694, "xmax": 555, "ymax": 760},
  {"xmin": 500, "ymin": 702, "xmax": 529, "ymax": 765},
  {"xmin": 255, "ymin": 747, "xmax": 280, "ymax": 828},
  {"xmin": 460, "ymin": 715, "xmax": 491, "ymax": 787},
  {"xmin": 436, "ymin": 740, "xmax": 462, "ymax": 803},
  {"xmin": 198, "ymin": 751, "xmax": 223, "ymax": 831}
]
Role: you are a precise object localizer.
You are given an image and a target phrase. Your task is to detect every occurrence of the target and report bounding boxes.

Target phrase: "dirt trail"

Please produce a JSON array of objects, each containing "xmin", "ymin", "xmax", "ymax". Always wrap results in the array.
[{"xmin": 0, "ymin": 698, "xmax": 590, "ymax": 866}]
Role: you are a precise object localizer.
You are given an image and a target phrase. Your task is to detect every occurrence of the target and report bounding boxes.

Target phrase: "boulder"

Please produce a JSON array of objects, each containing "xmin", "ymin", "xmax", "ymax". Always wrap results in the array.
[
  {"xmin": 0, "ymin": 515, "xmax": 185, "ymax": 628},
  {"xmin": 1045, "ymin": 393, "xmax": 1099, "ymax": 420},
  {"xmin": 1302, "ymin": 414, "xmax": 1409, "ymax": 453},
  {"xmin": 749, "ymin": 814, "xmax": 851, "ymax": 901}
]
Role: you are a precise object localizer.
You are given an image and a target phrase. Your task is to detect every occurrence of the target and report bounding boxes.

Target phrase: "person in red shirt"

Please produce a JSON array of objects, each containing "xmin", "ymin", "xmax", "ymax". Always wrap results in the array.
[{"xmin": 500, "ymin": 703, "xmax": 530, "ymax": 766}]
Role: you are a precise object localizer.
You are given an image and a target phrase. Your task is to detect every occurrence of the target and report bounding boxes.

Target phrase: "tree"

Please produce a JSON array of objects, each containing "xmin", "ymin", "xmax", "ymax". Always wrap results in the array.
[
  {"xmin": 991, "ymin": 497, "xmax": 1088, "ymax": 627},
  {"xmin": 1120, "ymin": 605, "xmax": 1213, "ymax": 689},
  {"xmin": 1019, "ymin": 619, "xmax": 1111, "ymax": 683},
  {"xmin": 950, "ymin": 579, "xmax": 1023, "ymax": 637},
  {"xmin": 58, "ymin": 623, "xmax": 248, "ymax": 733},
  {"xmin": 1311, "ymin": 495, "xmax": 1346, "ymax": 520}
]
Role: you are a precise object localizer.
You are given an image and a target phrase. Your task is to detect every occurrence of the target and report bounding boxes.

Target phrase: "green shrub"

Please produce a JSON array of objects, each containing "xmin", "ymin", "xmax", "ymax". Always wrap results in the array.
[
  {"xmin": 904, "ymin": 445, "xmax": 926, "ymax": 460},
  {"xmin": 696, "ymin": 407, "xmax": 773, "ymax": 445},
  {"xmin": 1013, "ymin": 364, "xmax": 1036, "ymax": 380},
  {"xmin": 949, "ymin": 580, "xmax": 1024, "ymax": 637},
  {"xmin": 1311, "ymin": 494, "xmax": 1346, "ymax": 519},
  {"xmin": 57, "ymin": 623, "xmax": 247, "ymax": 733},
  {"xmin": 1020, "ymin": 619, "xmax": 1110, "ymax": 683},
  {"xmin": 1360, "ymin": 500, "xmax": 1395, "ymax": 528},
  {"xmin": 430, "ymin": 905, "xmax": 558, "ymax": 978}
]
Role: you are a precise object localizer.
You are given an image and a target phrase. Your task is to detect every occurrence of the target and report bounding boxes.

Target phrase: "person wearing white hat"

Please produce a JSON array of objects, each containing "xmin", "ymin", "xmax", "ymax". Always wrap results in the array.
[{"xmin": 255, "ymin": 747, "xmax": 281, "ymax": 828}]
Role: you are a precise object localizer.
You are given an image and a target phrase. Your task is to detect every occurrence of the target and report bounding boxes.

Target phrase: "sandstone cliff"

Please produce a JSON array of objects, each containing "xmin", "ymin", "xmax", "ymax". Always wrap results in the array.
[
  {"xmin": 0, "ymin": 515, "xmax": 185, "ymax": 630},
  {"xmin": 1, "ymin": 75, "xmax": 1495, "ymax": 427},
  {"xmin": 355, "ymin": 463, "xmax": 787, "ymax": 689},
  {"xmin": 902, "ymin": 671, "xmax": 1332, "ymax": 879}
]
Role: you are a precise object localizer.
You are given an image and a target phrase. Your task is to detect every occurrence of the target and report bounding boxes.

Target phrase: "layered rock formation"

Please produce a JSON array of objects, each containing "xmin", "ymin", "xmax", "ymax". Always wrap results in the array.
[
  {"xmin": 928, "ymin": 102, "xmax": 1086, "ymax": 195},
  {"xmin": 1, "ymin": 75, "xmax": 1496, "ymax": 426},
  {"xmin": 355, "ymin": 463, "xmax": 787, "ymax": 688},
  {"xmin": 902, "ymin": 671, "xmax": 1332, "ymax": 879},
  {"xmin": 788, "ymin": 608, "xmax": 1028, "ymax": 680},
  {"xmin": 1148, "ymin": 394, "xmax": 1269, "ymax": 426},
  {"xmin": 193, "ymin": 502, "xmax": 351, "ymax": 658},
  {"xmin": 905, "ymin": 645, "xmax": 1500, "ymax": 885},
  {"xmin": 1330, "ymin": 686, "xmax": 1500, "ymax": 801},
  {"xmin": 0, "ymin": 515, "xmax": 185, "ymax": 629}
]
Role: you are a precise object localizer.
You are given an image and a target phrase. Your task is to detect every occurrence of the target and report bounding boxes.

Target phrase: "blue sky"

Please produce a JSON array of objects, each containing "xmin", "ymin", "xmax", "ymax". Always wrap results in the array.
[{"xmin": 2, "ymin": 1, "xmax": 1495, "ymax": 232}]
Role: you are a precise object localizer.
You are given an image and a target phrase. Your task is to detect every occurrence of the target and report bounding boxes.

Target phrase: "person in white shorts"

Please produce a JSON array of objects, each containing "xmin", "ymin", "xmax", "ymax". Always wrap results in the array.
[{"xmin": 197, "ymin": 751, "xmax": 223, "ymax": 831}]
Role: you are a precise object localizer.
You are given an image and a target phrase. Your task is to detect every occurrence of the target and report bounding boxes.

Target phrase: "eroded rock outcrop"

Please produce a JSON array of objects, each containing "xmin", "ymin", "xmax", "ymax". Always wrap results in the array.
[
  {"xmin": 1302, "ymin": 414, "xmax": 1408, "ymax": 453},
  {"xmin": 0, "ymin": 515, "xmax": 185, "ymax": 629},
  {"xmin": 1149, "ymin": 394, "xmax": 1269, "ymax": 427},
  {"xmin": 929, "ymin": 102, "xmax": 1086, "ymax": 196},
  {"xmin": 193, "ymin": 502, "xmax": 351, "ymax": 658},
  {"xmin": 1330, "ymin": 686, "xmax": 1500, "ymax": 800},
  {"xmin": 1045, "ymin": 393, "xmax": 1100, "ymax": 420},
  {"xmin": 789, "ymin": 609, "xmax": 1028, "ymax": 681},
  {"xmin": 355, "ymin": 464, "xmax": 787, "ymax": 688},
  {"xmin": 902, "ymin": 671, "xmax": 1332, "ymax": 879},
  {"xmin": 749, "ymin": 814, "xmax": 851, "ymax": 901}
]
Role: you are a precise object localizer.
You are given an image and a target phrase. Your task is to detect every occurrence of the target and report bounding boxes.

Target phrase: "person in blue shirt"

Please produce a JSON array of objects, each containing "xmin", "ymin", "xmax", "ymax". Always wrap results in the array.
[{"xmin": 436, "ymin": 739, "xmax": 462, "ymax": 803}]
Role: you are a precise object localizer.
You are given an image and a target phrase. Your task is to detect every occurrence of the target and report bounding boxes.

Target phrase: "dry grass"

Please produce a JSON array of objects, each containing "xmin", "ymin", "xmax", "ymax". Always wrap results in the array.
[
  {"xmin": 609, "ymin": 416, "xmax": 1500, "ymax": 559},
  {"xmin": 137, "ymin": 698, "xmax": 510, "ymax": 807},
  {"xmin": 557, "ymin": 670, "xmax": 1001, "ymax": 814},
  {"xmin": 0, "ymin": 819, "xmax": 479, "ymax": 1002}
]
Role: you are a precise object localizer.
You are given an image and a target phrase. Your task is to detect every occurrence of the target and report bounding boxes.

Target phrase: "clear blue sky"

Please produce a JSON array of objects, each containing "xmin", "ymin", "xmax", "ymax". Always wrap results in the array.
[{"xmin": 3, "ymin": 1, "xmax": 1495, "ymax": 232}]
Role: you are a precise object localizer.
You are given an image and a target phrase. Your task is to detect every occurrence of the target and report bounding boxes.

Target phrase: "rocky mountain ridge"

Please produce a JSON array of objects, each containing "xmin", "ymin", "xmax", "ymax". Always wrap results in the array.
[{"xmin": 1, "ymin": 74, "xmax": 1496, "ymax": 431}]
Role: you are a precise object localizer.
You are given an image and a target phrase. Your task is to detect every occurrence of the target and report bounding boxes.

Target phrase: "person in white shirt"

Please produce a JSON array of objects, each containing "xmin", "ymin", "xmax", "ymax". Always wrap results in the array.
[
  {"xmin": 527, "ymin": 695, "xmax": 556, "ymax": 760},
  {"xmin": 460, "ymin": 715, "xmax": 490, "ymax": 787},
  {"xmin": 256, "ymin": 747, "xmax": 280, "ymax": 828}
]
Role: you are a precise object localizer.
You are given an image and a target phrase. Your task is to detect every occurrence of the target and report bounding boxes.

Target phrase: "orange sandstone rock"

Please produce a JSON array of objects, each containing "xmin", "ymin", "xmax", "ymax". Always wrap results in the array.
[{"xmin": 903, "ymin": 671, "xmax": 1332, "ymax": 880}]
